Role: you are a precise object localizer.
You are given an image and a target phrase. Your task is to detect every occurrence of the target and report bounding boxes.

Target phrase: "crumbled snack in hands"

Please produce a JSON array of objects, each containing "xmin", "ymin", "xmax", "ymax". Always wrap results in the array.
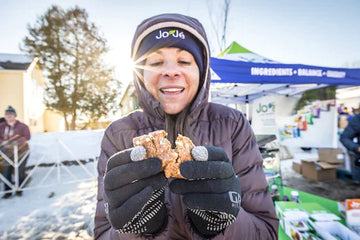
[
  {"xmin": 132, "ymin": 130, "xmax": 195, "ymax": 178},
  {"xmin": 149, "ymin": 130, "xmax": 178, "ymax": 170},
  {"xmin": 133, "ymin": 134, "xmax": 157, "ymax": 158},
  {"xmin": 168, "ymin": 134, "xmax": 195, "ymax": 178},
  {"xmin": 176, "ymin": 134, "xmax": 195, "ymax": 162}
]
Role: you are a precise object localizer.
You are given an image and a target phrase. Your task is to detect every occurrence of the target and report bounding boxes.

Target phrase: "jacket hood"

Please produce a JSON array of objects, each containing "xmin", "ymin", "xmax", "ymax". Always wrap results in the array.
[{"xmin": 131, "ymin": 13, "xmax": 211, "ymax": 121}]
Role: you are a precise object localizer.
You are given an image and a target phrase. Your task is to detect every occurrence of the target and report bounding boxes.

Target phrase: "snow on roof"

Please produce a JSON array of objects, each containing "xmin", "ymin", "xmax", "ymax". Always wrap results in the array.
[
  {"xmin": 0, "ymin": 53, "xmax": 33, "ymax": 63},
  {"xmin": 0, "ymin": 53, "xmax": 34, "ymax": 70}
]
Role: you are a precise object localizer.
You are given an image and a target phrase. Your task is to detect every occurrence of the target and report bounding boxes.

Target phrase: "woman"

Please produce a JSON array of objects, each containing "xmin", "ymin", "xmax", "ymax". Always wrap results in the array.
[{"xmin": 94, "ymin": 13, "xmax": 278, "ymax": 239}]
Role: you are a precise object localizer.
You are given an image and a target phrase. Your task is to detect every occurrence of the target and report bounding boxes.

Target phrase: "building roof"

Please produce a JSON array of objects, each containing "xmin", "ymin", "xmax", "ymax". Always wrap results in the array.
[
  {"xmin": 0, "ymin": 53, "xmax": 34, "ymax": 70},
  {"xmin": 119, "ymin": 82, "xmax": 136, "ymax": 105}
]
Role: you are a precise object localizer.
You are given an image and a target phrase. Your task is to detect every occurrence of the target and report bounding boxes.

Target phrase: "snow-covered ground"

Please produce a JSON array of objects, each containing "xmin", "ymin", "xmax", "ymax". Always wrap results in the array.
[
  {"xmin": 27, "ymin": 130, "xmax": 104, "ymax": 166},
  {"xmin": 0, "ymin": 163, "xmax": 97, "ymax": 240},
  {"xmin": 0, "ymin": 130, "xmax": 103, "ymax": 239}
]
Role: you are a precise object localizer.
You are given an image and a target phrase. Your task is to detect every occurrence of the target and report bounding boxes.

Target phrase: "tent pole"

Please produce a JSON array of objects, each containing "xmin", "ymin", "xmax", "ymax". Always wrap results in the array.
[{"xmin": 245, "ymin": 95, "xmax": 249, "ymax": 120}]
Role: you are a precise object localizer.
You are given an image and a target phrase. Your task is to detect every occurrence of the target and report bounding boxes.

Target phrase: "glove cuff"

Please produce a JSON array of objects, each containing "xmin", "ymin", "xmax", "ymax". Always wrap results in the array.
[
  {"xmin": 188, "ymin": 208, "xmax": 237, "ymax": 237},
  {"xmin": 117, "ymin": 187, "xmax": 168, "ymax": 234}
]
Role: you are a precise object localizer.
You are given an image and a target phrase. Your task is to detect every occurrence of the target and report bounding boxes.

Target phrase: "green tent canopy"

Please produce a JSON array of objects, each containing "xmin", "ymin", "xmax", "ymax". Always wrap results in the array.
[{"xmin": 216, "ymin": 41, "xmax": 278, "ymax": 63}]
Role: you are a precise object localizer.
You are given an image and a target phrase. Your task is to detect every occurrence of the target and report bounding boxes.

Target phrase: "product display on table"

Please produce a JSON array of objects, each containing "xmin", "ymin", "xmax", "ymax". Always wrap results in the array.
[
  {"xmin": 276, "ymin": 200, "xmax": 360, "ymax": 240},
  {"xmin": 345, "ymin": 199, "xmax": 360, "ymax": 235},
  {"xmin": 103, "ymin": 149, "xmax": 167, "ymax": 234}
]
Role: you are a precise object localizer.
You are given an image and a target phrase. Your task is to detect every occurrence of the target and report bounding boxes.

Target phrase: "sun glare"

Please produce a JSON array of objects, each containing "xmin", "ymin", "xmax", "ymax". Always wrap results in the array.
[
  {"xmin": 113, "ymin": 51, "xmax": 162, "ymax": 84},
  {"xmin": 115, "ymin": 56, "xmax": 136, "ymax": 85},
  {"xmin": 132, "ymin": 51, "xmax": 165, "ymax": 81}
]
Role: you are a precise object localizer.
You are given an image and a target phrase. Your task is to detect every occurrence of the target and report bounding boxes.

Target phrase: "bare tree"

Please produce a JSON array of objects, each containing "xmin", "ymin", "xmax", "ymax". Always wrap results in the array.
[{"xmin": 207, "ymin": 0, "xmax": 231, "ymax": 54}]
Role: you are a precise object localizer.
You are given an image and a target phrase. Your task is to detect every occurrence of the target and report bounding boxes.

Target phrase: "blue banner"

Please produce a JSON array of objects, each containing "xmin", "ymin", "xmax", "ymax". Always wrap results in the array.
[{"xmin": 210, "ymin": 57, "xmax": 360, "ymax": 85}]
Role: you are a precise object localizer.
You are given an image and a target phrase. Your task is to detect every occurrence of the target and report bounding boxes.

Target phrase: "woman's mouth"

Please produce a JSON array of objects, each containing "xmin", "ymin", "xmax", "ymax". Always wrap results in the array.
[{"xmin": 160, "ymin": 88, "xmax": 185, "ymax": 94}]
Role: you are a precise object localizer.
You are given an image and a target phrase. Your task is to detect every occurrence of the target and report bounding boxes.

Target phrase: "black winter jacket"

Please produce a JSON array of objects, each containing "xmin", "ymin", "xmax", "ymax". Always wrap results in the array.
[{"xmin": 340, "ymin": 113, "xmax": 360, "ymax": 157}]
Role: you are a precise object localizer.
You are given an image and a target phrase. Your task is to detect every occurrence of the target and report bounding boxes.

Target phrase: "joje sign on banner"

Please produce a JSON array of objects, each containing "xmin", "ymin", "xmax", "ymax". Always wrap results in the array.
[
  {"xmin": 252, "ymin": 96, "xmax": 280, "ymax": 136},
  {"xmin": 255, "ymin": 102, "xmax": 276, "ymax": 114}
]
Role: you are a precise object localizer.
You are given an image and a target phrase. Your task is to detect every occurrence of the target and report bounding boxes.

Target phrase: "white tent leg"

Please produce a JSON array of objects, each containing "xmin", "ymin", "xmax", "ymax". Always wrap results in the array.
[{"xmin": 246, "ymin": 102, "xmax": 250, "ymax": 120}]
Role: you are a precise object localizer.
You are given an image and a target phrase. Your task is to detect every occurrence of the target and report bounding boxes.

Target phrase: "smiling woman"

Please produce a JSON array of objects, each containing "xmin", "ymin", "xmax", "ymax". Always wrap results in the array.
[{"xmin": 94, "ymin": 13, "xmax": 278, "ymax": 240}]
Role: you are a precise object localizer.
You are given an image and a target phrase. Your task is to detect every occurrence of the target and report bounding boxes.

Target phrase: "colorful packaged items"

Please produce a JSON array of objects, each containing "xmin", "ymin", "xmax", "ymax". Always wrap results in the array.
[{"xmin": 345, "ymin": 199, "xmax": 360, "ymax": 235}]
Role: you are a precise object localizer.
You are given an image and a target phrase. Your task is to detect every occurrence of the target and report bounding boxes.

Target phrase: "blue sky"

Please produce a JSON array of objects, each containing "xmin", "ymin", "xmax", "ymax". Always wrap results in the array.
[{"xmin": 1, "ymin": 0, "xmax": 359, "ymax": 84}]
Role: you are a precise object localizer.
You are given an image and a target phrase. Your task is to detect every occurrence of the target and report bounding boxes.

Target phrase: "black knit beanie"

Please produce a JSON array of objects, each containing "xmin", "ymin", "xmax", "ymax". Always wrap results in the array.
[
  {"xmin": 135, "ymin": 27, "xmax": 204, "ymax": 77},
  {"xmin": 5, "ymin": 106, "xmax": 16, "ymax": 116}
]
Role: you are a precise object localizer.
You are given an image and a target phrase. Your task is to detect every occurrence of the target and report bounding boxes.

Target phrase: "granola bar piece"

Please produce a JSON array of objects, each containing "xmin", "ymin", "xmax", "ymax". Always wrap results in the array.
[
  {"xmin": 133, "ymin": 134, "xmax": 157, "ymax": 158},
  {"xmin": 149, "ymin": 130, "xmax": 178, "ymax": 169},
  {"xmin": 164, "ymin": 162, "xmax": 182, "ymax": 178},
  {"xmin": 165, "ymin": 134, "xmax": 195, "ymax": 179},
  {"xmin": 175, "ymin": 134, "xmax": 195, "ymax": 163}
]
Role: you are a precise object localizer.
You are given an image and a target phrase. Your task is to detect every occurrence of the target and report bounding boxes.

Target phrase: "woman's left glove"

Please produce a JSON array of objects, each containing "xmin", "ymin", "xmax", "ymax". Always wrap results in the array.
[{"xmin": 169, "ymin": 146, "xmax": 241, "ymax": 237}]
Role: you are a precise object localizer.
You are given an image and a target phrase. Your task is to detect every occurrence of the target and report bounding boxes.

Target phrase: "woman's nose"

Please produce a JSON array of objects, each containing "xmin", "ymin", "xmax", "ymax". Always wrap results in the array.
[{"xmin": 161, "ymin": 62, "xmax": 180, "ymax": 78}]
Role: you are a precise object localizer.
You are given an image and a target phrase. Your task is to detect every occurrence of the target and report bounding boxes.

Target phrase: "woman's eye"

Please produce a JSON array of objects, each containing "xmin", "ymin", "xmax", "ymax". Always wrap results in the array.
[
  {"xmin": 149, "ymin": 61, "xmax": 163, "ymax": 67},
  {"xmin": 179, "ymin": 60, "xmax": 191, "ymax": 65}
]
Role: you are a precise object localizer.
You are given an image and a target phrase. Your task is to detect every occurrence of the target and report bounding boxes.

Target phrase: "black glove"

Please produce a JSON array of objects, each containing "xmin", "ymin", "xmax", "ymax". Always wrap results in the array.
[
  {"xmin": 103, "ymin": 148, "xmax": 168, "ymax": 234},
  {"xmin": 170, "ymin": 146, "xmax": 241, "ymax": 237}
]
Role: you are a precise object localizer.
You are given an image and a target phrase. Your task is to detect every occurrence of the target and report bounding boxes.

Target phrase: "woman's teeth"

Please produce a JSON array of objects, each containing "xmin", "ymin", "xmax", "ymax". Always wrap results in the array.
[{"xmin": 161, "ymin": 88, "xmax": 184, "ymax": 93}]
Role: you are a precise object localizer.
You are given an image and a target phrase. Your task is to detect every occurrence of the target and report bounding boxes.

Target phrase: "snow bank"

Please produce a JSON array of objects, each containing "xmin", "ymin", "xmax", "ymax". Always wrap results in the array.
[
  {"xmin": 0, "ymin": 130, "xmax": 105, "ymax": 238},
  {"xmin": 0, "ymin": 163, "xmax": 97, "ymax": 239},
  {"xmin": 28, "ymin": 130, "xmax": 104, "ymax": 166}
]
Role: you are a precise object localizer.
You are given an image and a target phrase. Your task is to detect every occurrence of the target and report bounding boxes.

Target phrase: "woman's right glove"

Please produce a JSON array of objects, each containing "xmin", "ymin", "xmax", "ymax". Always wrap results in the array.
[{"xmin": 103, "ymin": 148, "xmax": 168, "ymax": 234}]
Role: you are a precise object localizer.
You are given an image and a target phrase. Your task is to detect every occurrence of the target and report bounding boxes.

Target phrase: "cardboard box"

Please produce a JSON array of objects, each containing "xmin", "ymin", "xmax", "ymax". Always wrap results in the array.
[
  {"xmin": 292, "ymin": 161, "xmax": 302, "ymax": 174},
  {"xmin": 301, "ymin": 159, "xmax": 338, "ymax": 181},
  {"xmin": 318, "ymin": 148, "xmax": 344, "ymax": 164}
]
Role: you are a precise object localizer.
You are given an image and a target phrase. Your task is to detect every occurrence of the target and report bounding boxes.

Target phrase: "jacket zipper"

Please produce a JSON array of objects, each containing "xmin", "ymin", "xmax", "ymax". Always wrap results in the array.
[
  {"xmin": 164, "ymin": 108, "xmax": 189, "ymax": 147},
  {"xmin": 165, "ymin": 115, "xmax": 177, "ymax": 148}
]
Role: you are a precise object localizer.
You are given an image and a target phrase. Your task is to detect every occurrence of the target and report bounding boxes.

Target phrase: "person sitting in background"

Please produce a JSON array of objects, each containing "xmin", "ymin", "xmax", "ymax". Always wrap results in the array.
[{"xmin": 0, "ymin": 106, "xmax": 31, "ymax": 198}]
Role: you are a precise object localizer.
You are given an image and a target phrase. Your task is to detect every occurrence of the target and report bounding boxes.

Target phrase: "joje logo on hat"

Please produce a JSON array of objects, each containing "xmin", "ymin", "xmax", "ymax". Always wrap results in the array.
[{"xmin": 155, "ymin": 29, "xmax": 185, "ymax": 40}]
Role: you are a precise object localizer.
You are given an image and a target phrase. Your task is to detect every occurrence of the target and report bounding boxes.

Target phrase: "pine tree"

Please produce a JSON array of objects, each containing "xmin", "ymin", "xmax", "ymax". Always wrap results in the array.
[{"xmin": 22, "ymin": 5, "xmax": 120, "ymax": 130}]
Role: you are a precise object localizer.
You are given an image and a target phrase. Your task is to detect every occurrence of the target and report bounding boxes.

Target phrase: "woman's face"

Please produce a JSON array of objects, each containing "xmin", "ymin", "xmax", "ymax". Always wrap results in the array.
[{"xmin": 143, "ymin": 47, "xmax": 200, "ymax": 115}]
